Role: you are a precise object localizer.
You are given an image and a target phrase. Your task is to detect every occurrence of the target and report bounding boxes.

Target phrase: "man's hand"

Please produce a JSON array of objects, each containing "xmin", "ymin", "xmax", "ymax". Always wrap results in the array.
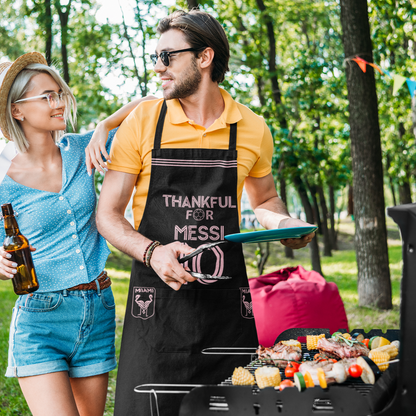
[
  {"xmin": 245, "ymin": 174, "xmax": 316, "ymax": 249},
  {"xmin": 278, "ymin": 217, "xmax": 316, "ymax": 249},
  {"xmin": 150, "ymin": 242, "xmax": 197, "ymax": 291}
]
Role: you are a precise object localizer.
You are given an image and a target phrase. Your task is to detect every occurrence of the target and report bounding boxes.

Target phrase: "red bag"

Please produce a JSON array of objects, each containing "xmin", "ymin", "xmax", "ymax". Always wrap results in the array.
[{"xmin": 249, "ymin": 266, "xmax": 349, "ymax": 347}]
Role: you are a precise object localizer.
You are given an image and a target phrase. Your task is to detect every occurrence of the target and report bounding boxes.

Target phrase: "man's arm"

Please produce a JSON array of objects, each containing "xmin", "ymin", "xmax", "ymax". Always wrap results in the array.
[
  {"xmin": 85, "ymin": 96, "xmax": 156, "ymax": 175},
  {"xmin": 244, "ymin": 173, "xmax": 315, "ymax": 249},
  {"xmin": 96, "ymin": 170, "xmax": 196, "ymax": 290}
]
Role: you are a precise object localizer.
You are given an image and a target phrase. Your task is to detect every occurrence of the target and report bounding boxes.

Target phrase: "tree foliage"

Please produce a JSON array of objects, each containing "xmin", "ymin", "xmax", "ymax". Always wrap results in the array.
[{"xmin": 1, "ymin": 0, "xmax": 415, "ymax": 308}]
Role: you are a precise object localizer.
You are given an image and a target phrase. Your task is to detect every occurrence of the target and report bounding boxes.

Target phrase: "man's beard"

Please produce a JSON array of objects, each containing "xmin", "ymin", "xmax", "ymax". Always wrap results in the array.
[{"xmin": 163, "ymin": 57, "xmax": 202, "ymax": 100}]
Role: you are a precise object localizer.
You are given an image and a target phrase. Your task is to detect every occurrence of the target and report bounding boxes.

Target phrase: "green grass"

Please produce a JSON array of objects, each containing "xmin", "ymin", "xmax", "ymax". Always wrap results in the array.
[{"xmin": 0, "ymin": 218, "xmax": 402, "ymax": 415}]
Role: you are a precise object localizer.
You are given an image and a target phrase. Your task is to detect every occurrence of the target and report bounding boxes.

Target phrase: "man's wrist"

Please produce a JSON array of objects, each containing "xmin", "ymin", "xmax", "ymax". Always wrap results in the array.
[{"xmin": 143, "ymin": 241, "xmax": 161, "ymax": 267}]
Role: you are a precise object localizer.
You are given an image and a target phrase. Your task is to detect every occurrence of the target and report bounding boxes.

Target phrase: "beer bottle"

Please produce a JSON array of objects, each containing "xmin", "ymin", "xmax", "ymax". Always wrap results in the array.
[{"xmin": 2, "ymin": 203, "xmax": 39, "ymax": 295}]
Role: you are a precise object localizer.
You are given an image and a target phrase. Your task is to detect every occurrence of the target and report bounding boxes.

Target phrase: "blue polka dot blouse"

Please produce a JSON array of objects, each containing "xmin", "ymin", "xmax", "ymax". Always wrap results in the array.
[{"xmin": 0, "ymin": 129, "xmax": 116, "ymax": 292}]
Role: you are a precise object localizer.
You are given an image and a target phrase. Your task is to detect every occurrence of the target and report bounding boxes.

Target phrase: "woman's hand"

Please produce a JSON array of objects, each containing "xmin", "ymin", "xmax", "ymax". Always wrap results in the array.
[
  {"xmin": 85, "ymin": 95, "xmax": 157, "ymax": 176},
  {"xmin": 85, "ymin": 121, "xmax": 111, "ymax": 176},
  {"xmin": 0, "ymin": 245, "xmax": 36, "ymax": 280}
]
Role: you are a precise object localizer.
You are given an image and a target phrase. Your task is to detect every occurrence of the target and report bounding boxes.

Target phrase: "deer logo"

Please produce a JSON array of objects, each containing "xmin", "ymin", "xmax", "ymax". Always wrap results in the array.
[
  {"xmin": 240, "ymin": 287, "xmax": 254, "ymax": 319},
  {"xmin": 132, "ymin": 287, "xmax": 155, "ymax": 320}
]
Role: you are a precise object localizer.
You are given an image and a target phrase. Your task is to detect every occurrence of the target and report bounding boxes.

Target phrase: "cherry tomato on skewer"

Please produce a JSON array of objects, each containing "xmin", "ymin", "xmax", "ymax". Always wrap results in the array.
[
  {"xmin": 348, "ymin": 364, "xmax": 363, "ymax": 378},
  {"xmin": 279, "ymin": 379, "xmax": 295, "ymax": 390},
  {"xmin": 285, "ymin": 361, "xmax": 300, "ymax": 378}
]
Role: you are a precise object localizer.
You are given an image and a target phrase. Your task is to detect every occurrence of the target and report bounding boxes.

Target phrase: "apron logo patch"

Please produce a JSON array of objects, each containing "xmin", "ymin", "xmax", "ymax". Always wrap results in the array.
[
  {"xmin": 132, "ymin": 287, "xmax": 155, "ymax": 320},
  {"xmin": 240, "ymin": 287, "xmax": 254, "ymax": 319}
]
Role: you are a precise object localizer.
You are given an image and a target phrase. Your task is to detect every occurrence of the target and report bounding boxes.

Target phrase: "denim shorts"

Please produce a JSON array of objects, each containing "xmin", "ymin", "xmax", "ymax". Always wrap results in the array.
[{"xmin": 5, "ymin": 283, "xmax": 117, "ymax": 378}]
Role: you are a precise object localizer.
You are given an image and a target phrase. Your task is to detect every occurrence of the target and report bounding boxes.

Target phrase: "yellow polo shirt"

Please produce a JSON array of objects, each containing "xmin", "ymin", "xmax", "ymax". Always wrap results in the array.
[{"xmin": 109, "ymin": 88, "xmax": 273, "ymax": 230}]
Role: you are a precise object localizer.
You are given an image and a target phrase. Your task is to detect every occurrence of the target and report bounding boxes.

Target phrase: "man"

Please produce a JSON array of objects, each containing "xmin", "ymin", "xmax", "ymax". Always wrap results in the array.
[{"xmin": 96, "ymin": 10, "xmax": 315, "ymax": 416}]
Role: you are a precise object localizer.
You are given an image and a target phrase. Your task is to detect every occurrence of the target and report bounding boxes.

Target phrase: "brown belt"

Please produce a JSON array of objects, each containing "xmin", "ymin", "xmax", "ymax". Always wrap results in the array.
[{"xmin": 67, "ymin": 271, "xmax": 111, "ymax": 291}]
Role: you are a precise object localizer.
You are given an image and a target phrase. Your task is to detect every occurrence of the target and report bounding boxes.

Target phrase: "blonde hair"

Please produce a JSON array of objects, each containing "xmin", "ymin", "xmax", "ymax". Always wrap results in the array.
[{"xmin": 6, "ymin": 63, "xmax": 76, "ymax": 153}]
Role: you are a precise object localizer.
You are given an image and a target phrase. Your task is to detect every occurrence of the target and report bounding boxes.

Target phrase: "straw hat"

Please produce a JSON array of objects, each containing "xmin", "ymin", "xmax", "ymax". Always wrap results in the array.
[{"xmin": 0, "ymin": 52, "xmax": 47, "ymax": 140}]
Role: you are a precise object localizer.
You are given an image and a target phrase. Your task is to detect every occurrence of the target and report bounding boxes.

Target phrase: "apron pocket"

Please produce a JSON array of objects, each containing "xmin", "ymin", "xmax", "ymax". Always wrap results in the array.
[{"xmin": 133, "ymin": 288, "xmax": 243, "ymax": 353}]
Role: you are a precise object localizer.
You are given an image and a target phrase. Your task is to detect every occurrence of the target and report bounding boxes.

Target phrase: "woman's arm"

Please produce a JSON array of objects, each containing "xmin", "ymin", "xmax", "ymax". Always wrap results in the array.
[{"xmin": 85, "ymin": 95, "xmax": 156, "ymax": 176}]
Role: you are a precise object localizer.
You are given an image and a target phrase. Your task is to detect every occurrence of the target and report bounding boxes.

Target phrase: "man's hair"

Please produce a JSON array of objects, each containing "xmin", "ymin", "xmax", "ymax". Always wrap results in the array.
[{"xmin": 157, "ymin": 10, "xmax": 229, "ymax": 84}]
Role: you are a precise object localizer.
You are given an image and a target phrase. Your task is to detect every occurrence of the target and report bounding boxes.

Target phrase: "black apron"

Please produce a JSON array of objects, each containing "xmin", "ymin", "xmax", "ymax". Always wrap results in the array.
[{"xmin": 114, "ymin": 101, "xmax": 258, "ymax": 416}]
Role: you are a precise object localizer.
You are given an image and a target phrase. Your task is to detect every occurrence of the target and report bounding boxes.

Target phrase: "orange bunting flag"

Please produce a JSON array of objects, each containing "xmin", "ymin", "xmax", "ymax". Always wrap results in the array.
[
  {"xmin": 351, "ymin": 57, "xmax": 383, "ymax": 75},
  {"xmin": 349, "ymin": 55, "xmax": 416, "ymax": 100},
  {"xmin": 352, "ymin": 57, "xmax": 367, "ymax": 73},
  {"xmin": 368, "ymin": 62, "xmax": 383, "ymax": 75}
]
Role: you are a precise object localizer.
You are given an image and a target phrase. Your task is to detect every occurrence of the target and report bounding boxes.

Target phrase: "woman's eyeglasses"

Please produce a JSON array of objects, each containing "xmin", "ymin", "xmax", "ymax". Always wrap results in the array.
[
  {"xmin": 150, "ymin": 47, "xmax": 207, "ymax": 67},
  {"xmin": 14, "ymin": 92, "xmax": 67, "ymax": 109}
]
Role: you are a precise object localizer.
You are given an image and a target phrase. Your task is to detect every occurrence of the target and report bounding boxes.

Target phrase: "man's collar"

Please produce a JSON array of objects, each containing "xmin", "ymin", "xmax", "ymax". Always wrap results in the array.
[{"xmin": 166, "ymin": 88, "xmax": 242, "ymax": 126}]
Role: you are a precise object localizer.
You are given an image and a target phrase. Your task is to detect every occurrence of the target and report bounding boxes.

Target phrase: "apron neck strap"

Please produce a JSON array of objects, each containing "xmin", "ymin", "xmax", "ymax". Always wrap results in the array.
[
  {"xmin": 154, "ymin": 101, "xmax": 168, "ymax": 150},
  {"xmin": 153, "ymin": 100, "xmax": 238, "ymax": 150},
  {"xmin": 229, "ymin": 122, "xmax": 237, "ymax": 151}
]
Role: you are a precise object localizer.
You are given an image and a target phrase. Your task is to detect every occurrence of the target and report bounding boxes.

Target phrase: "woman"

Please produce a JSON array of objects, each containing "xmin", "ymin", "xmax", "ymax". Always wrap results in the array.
[{"xmin": 0, "ymin": 52, "xmax": 153, "ymax": 416}]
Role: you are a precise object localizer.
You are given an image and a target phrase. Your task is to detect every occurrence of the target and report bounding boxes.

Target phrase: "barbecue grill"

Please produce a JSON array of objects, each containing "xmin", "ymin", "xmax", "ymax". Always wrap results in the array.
[{"xmin": 135, "ymin": 203, "xmax": 416, "ymax": 415}]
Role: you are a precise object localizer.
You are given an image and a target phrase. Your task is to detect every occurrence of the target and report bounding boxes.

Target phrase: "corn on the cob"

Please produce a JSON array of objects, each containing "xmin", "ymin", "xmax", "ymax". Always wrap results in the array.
[
  {"xmin": 391, "ymin": 340, "xmax": 400, "ymax": 351},
  {"xmin": 372, "ymin": 344, "xmax": 398, "ymax": 359},
  {"xmin": 232, "ymin": 367, "xmax": 255, "ymax": 385},
  {"xmin": 281, "ymin": 339, "xmax": 302, "ymax": 349},
  {"xmin": 306, "ymin": 334, "xmax": 325, "ymax": 350},
  {"xmin": 369, "ymin": 350, "xmax": 390, "ymax": 371},
  {"xmin": 255, "ymin": 366, "xmax": 281, "ymax": 389}
]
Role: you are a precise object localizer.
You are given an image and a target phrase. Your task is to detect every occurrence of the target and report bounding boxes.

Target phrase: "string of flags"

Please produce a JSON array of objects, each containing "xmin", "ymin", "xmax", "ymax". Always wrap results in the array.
[{"xmin": 347, "ymin": 55, "xmax": 416, "ymax": 98}]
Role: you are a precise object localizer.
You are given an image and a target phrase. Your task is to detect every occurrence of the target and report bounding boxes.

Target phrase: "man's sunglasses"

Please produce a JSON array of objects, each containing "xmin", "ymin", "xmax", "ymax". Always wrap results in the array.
[{"xmin": 150, "ymin": 47, "xmax": 207, "ymax": 67}]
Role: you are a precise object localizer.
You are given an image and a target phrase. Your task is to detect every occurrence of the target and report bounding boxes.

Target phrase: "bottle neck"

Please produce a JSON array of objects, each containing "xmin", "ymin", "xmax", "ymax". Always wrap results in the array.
[{"xmin": 3, "ymin": 216, "xmax": 20, "ymax": 236}]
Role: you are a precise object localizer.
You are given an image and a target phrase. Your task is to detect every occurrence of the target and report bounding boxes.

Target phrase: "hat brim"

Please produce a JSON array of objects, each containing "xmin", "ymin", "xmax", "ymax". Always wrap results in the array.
[{"xmin": 0, "ymin": 52, "xmax": 48, "ymax": 141}]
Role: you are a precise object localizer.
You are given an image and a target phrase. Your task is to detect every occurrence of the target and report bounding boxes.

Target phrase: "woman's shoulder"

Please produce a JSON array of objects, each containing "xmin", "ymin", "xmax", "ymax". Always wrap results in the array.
[{"xmin": 58, "ymin": 130, "xmax": 93, "ymax": 151}]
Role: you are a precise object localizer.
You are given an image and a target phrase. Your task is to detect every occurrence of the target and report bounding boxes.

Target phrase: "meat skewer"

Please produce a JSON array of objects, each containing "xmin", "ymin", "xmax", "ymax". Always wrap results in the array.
[{"xmin": 257, "ymin": 342, "xmax": 302, "ymax": 368}]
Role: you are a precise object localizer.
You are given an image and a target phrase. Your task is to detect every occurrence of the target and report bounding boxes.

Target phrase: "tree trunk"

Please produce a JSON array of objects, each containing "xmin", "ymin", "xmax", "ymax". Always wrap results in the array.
[
  {"xmin": 293, "ymin": 175, "xmax": 323, "ymax": 275},
  {"xmin": 307, "ymin": 182, "xmax": 323, "ymax": 233},
  {"xmin": 45, "ymin": 0, "xmax": 52, "ymax": 65},
  {"xmin": 389, "ymin": 178, "xmax": 397, "ymax": 206},
  {"xmin": 412, "ymin": 95, "xmax": 416, "ymax": 142},
  {"xmin": 385, "ymin": 154, "xmax": 397, "ymax": 206},
  {"xmin": 340, "ymin": 0, "xmax": 392, "ymax": 309},
  {"xmin": 187, "ymin": 0, "xmax": 199, "ymax": 10},
  {"xmin": 399, "ymin": 182, "xmax": 412, "ymax": 205},
  {"xmin": 254, "ymin": 0, "xmax": 321, "ymax": 269},
  {"xmin": 255, "ymin": 0, "xmax": 288, "ymax": 129},
  {"xmin": 329, "ymin": 185, "xmax": 338, "ymax": 250},
  {"xmin": 398, "ymin": 123, "xmax": 412, "ymax": 204},
  {"xmin": 318, "ymin": 185, "xmax": 332, "ymax": 256},
  {"xmin": 135, "ymin": 0, "xmax": 149, "ymax": 97},
  {"xmin": 54, "ymin": 0, "xmax": 71, "ymax": 85},
  {"xmin": 279, "ymin": 176, "xmax": 294, "ymax": 259},
  {"xmin": 257, "ymin": 242, "xmax": 270, "ymax": 275},
  {"xmin": 348, "ymin": 185, "xmax": 354, "ymax": 216}
]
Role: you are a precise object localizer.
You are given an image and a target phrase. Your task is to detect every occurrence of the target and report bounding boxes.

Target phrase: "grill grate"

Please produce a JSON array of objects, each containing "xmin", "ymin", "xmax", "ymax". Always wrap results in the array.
[{"xmin": 215, "ymin": 340, "xmax": 376, "ymax": 411}]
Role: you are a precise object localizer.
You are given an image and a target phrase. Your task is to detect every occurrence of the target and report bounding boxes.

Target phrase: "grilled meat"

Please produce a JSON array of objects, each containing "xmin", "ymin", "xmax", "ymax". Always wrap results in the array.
[
  {"xmin": 299, "ymin": 359, "xmax": 335, "ymax": 374},
  {"xmin": 257, "ymin": 342, "xmax": 302, "ymax": 368},
  {"xmin": 317, "ymin": 337, "xmax": 369, "ymax": 360}
]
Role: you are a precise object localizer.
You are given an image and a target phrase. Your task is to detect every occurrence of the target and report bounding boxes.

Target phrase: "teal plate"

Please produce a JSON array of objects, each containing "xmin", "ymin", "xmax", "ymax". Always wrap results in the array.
[{"xmin": 224, "ymin": 226, "xmax": 318, "ymax": 244}]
